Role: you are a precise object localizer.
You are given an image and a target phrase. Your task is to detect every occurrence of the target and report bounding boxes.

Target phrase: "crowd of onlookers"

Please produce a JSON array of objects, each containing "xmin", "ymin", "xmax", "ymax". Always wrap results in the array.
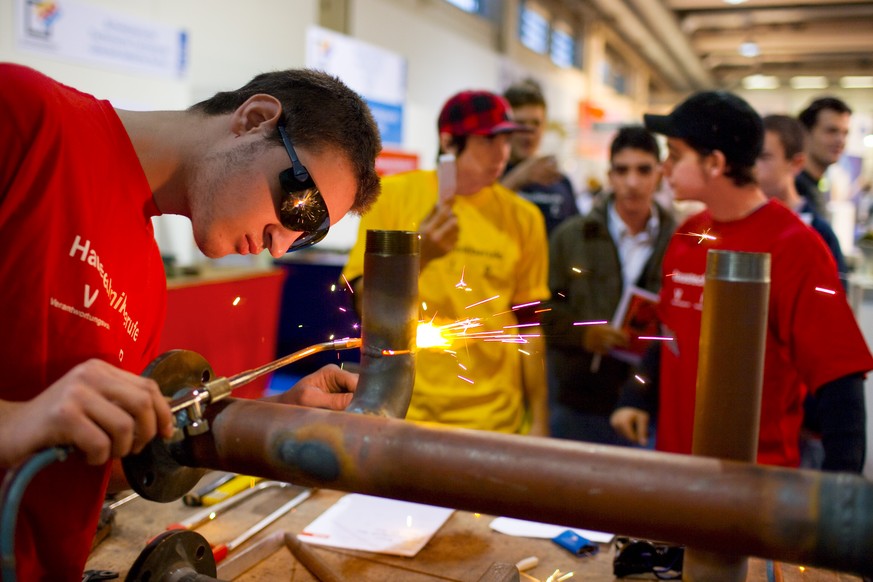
[{"xmin": 341, "ymin": 79, "xmax": 870, "ymax": 478}]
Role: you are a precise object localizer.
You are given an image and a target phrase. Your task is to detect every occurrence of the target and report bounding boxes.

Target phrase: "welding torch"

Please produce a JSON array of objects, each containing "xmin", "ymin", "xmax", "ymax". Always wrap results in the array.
[
  {"xmin": 1, "ymin": 338, "xmax": 362, "ymax": 582},
  {"xmin": 168, "ymin": 337, "xmax": 362, "ymax": 438}
]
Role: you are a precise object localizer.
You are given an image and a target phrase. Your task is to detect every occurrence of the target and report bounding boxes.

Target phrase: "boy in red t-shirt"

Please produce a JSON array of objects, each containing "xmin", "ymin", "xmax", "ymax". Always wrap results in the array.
[{"xmin": 611, "ymin": 91, "xmax": 872, "ymax": 472}]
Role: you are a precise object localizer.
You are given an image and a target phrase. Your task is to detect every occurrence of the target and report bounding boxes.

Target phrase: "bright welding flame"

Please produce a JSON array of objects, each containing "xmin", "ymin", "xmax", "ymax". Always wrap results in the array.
[{"xmin": 417, "ymin": 321, "xmax": 451, "ymax": 349}]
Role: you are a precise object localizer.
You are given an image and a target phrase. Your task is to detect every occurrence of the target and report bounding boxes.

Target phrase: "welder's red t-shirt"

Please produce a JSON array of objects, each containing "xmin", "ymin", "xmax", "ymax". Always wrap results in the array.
[
  {"xmin": 0, "ymin": 63, "xmax": 166, "ymax": 580},
  {"xmin": 656, "ymin": 200, "xmax": 873, "ymax": 467}
]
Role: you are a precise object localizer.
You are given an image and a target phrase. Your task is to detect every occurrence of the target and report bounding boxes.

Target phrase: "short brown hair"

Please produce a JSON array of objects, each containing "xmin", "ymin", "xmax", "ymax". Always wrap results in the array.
[
  {"xmin": 190, "ymin": 69, "xmax": 382, "ymax": 213},
  {"xmin": 798, "ymin": 97, "xmax": 852, "ymax": 132},
  {"xmin": 763, "ymin": 114, "xmax": 806, "ymax": 160},
  {"xmin": 503, "ymin": 78, "xmax": 546, "ymax": 110}
]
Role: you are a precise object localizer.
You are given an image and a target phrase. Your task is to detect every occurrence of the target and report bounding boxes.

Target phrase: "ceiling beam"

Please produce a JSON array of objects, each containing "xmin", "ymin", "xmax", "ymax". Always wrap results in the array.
[
  {"xmin": 680, "ymin": 4, "xmax": 873, "ymax": 34},
  {"xmin": 586, "ymin": 0, "xmax": 694, "ymax": 92}
]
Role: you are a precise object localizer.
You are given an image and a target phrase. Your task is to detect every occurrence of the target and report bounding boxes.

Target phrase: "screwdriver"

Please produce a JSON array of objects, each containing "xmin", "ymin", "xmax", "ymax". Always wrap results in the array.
[{"xmin": 211, "ymin": 488, "xmax": 313, "ymax": 563}]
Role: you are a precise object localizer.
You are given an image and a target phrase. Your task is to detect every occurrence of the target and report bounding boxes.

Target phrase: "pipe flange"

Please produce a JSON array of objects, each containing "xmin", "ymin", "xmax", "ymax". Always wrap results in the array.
[
  {"xmin": 123, "ymin": 350, "xmax": 214, "ymax": 502},
  {"xmin": 125, "ymin": 529, "xmax": 216, "ymax": 581}
]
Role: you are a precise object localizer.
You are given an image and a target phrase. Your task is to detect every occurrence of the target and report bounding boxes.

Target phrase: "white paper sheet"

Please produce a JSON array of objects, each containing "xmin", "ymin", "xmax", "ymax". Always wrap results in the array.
[
  {"xmin": 489, "ymin": 516, "xmax": 614, "ymax": 543},
  {"xmin": 297, "ymin": 494, "xmax": 454, "ymax": 557}
]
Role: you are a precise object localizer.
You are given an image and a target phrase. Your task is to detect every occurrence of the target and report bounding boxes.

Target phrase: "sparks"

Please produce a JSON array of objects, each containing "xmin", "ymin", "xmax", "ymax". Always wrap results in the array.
[
  {"xmin": 458, "ymin": 375, "xmax": 474, "ymax": 384},
  {"xmin": 518, "ymin": 349, "xmax": 530, "ymax": 355},
  {"xmin": 338, "ymin": 307, "xmax": 347, "ymax": 312},
  {"xmin": 571, "ymin": 267, "xmax": 582, "ymax": 274},
  {"xmin": 679, "ymin": 228, "xmax": 717, "ymax": 244},
  {"xmin": 232, "ymin": 296, "xmax": 241, "ymax": 306},
  {"xmin": 455, "ymin": 266, "xmax": 467, "ymax": 289},
  {"xmin": 573, "ymin": 320, "xmax": 608, "ymax": 326},
  {"xmin": 635, "ymin": 374, "xmax": 647, "ymax": 384},
  {"xmin": 465, "ymin": 295, "xmax": 500, "ymax": 309},
  {"xmin": 638, "ymin": 335, "xmax": 673, "ymax": 341},
  {"xmin": 503, "ymin": 322, "xmax": 539, "ymax": 329},
  {"xmin": 814, "ymin": 286, "xmax": 836, "ymax": 295},
  {"xmin": 512, "ymin": 300, "xmax": 541, "ymax": 310},
  {"xmin": 341, "ymin": 273, "xmax": 354, "ymax": 294}
]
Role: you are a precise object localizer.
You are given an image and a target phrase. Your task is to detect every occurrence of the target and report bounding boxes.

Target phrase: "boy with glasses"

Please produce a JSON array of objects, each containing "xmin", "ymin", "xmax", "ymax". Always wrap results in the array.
[{"xmin": 0, "ymin": 62, "xmax": 381, "ymax": 579}]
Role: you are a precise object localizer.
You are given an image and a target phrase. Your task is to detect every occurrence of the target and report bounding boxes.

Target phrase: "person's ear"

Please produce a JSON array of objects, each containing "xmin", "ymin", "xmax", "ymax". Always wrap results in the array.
[
  {"xmin": 707, "ymin": 150, "xmax": 727, "ymax": 177},
  {"xmin": 439, "ymin": 132, "xmax": 457, "ymax": 155},
  {"xmin": 790, "ymin": 152, "xmax": 806, "ymax": 176},
  {"xmin": 229, "ymin": 94, "xmax": 282, "ymax": 137}
]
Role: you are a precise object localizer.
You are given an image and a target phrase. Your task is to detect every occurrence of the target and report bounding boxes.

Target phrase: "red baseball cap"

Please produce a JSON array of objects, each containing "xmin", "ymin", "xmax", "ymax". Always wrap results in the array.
[{"xmin": 437, "ymin": 90, "xmax": 530, "ymax": 137}]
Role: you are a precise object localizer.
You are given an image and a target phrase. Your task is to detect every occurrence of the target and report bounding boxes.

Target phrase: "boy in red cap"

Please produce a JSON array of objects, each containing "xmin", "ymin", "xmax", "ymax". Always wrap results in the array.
[
  {"xmin": 611, "ymin": 91, "xmax": 872, "ymax": 472},
  {"xmin": 343, "ymin": 90, "xmax": 550, "ymax": 435}
]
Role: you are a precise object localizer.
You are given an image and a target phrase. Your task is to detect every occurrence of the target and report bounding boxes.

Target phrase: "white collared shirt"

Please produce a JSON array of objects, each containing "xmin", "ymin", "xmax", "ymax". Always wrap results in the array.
[{"xmin": 607, "ymin": 202, "xmax": 660, "ymax": 288}]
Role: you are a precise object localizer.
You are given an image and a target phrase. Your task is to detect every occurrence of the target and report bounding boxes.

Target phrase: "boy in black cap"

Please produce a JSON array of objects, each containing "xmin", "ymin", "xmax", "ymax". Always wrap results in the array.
[
  {"xmin": 342, "ymin": 90, "xmax": 551, "ymax": 436},
  {"xmin": 611, "ymin": 91, "xmax": 872, "ymax": 472}
]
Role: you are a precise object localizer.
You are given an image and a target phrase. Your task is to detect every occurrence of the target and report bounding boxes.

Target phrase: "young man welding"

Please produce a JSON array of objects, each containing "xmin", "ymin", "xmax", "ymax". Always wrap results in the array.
[{"xmin": 0, "ymin": 62, "xmax": 381, "ymax": 579}]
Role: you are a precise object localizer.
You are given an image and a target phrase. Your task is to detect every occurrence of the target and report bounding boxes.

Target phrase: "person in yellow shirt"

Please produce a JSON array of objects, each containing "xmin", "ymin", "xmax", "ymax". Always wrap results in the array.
[{"xmin": 342, "ymin": 90, "xmax": 550, "ymax": 435}]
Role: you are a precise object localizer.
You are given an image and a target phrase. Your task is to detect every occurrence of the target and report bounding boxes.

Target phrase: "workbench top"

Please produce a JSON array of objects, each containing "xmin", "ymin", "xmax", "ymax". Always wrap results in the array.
[{"xmin": 86, "ymin": 484, "xmax": 861, "ymax": 582}]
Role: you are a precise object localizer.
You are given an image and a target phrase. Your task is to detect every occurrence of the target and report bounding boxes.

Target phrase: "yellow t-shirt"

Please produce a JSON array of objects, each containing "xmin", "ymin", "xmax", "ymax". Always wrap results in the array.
[{"xmin": 343, "ymin": 170, "xmax": 549, "ymax": 433}]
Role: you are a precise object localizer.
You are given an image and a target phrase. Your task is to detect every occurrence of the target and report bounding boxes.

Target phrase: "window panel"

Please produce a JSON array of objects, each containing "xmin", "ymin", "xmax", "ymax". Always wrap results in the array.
[
  {"xmin": 520, "ymin": 3, "xmax": 550, "ymax": 54},
  {"xmin": 444, "ymin": 0, "xmax": 480, "ymax": 13}
]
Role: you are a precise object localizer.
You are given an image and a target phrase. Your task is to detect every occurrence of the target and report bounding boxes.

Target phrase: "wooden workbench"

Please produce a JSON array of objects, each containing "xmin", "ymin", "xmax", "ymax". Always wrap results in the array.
[{"xmin": 86, "ymin": 482, "xmax": 861, "ymax": 582}]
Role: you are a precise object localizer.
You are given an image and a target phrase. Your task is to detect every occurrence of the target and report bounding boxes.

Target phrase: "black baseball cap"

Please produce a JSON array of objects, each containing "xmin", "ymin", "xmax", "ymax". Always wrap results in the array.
[{"xmin": 644, "ymin": 91, "xmax": 763, "ymax": 167}]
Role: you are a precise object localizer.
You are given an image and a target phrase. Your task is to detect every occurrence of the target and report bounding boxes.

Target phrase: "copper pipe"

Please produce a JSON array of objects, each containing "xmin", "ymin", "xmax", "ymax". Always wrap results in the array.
[
  {"xmin": 285, "ymin": 533, "xmax": 350, "ymax": 582},
  {"xmin": 686, "ymin": 250, "xmax": 771, "ymax": 581},
  {"xmin": 178, "ymin": 399, "xmax": 873, "ymax": 578},
  {"xmin": 347, "ymin": 230, "xmax": 420, "ymax": 418}
]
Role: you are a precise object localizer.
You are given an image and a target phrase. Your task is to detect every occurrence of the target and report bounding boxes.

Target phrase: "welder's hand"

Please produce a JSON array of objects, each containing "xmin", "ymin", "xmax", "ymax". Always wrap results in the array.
[
  {"xmin": 270, "ymin": 364, "xmax": 358, "ymax": 411},
  {"xmin": 583, "ymin": 324, "xmax": 628, "ymax": 355},
  {"xmin": 501, "ymin": 155, "xmax": 562, "ymax": 191},
  {"xmin": 610, "ymin": 407, "xmax": 649, "ymax": 447},
  {"xmin": 0, "ymin": 359, "xmax": 175, "ymax": 468},
  {"xmin": 419, "ymin": 204, "xmax": 458, "ymax": 269}
]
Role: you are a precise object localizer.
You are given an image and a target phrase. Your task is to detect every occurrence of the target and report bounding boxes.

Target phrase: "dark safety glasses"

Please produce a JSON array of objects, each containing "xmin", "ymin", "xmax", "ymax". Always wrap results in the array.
[{"xmin": 276, "ymin": 120, "xmax": 331, "ymax": 253}]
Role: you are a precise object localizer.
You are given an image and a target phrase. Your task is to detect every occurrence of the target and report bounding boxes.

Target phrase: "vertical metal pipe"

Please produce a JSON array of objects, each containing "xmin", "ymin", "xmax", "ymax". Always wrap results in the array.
[
  {"xmin": 346, "ymin": 230, "xmax": 420, "ymax": 418},
  {"xmin": 685, "ymin": 250, "xmax": 771, "ymax": 582}
]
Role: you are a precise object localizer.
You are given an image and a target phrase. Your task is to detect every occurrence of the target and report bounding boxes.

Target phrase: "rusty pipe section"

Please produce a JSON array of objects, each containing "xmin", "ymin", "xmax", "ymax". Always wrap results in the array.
[
  {"xmin": 346, "ymin": 230, "xmax": 420, "ymax": 418},
  {"xmin": 178, "ymin": 399, "xmax": 873, "ymax": 578},
  {"xmin": 686, "ymin": 250, "xmax": 771, "ymax": 582}
]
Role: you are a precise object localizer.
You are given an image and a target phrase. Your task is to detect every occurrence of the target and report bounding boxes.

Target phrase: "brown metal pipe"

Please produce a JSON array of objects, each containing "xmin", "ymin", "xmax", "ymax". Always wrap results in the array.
[
  {"xmin": 687, "ymin": 250, "xmax": 771, "ymax": 581},
  {"xmin": 177, "ymin": 398, "xmax": 873, "ymax": 578},
  {"xmin": 693, "ymin": 250, "xmax": 770, "ymax": 461},
  {"xmin": 347, "ymin": 230, "xmax": 420, "ymax": 418}
]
